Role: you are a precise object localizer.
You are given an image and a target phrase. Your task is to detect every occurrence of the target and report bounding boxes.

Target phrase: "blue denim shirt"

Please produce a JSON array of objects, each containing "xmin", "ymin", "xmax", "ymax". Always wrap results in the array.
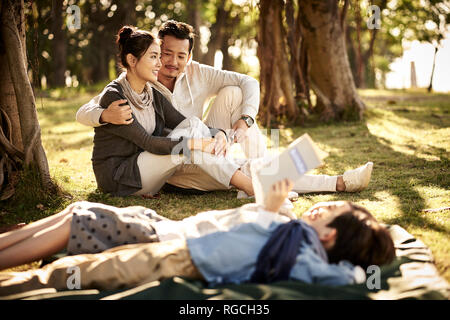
[{"xmin": 187, "ymin": 217, "xmax": 360, "ymax": 287}]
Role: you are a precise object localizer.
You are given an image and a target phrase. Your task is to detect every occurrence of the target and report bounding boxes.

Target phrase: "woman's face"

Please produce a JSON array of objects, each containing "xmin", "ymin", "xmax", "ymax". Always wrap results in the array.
[{"xmin": 135, "ymin": 42, "xmax": 162, "ymax": 83}]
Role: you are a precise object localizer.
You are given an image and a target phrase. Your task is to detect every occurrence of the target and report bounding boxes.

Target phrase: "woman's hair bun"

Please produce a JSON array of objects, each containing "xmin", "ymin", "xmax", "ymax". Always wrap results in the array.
[
  {"xmin": 117, "ymin": 26, "xmax": 135, "ymax": 45},
  {"xmin": 115, "ymin": 25, "xmax": 155, "ymax": 69}
]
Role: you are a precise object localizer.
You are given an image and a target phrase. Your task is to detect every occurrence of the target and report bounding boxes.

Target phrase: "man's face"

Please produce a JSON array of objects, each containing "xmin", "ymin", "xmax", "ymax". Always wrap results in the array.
[{"xmin": 159, "ymin": 35, "xmax": 191, "ymax": 79}]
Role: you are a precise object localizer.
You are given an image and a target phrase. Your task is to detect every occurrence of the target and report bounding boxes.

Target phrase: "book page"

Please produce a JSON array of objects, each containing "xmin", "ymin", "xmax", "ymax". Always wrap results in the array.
[{"xmin": 251, "ymin": 133, "xmax": 328, "ymax": 205}]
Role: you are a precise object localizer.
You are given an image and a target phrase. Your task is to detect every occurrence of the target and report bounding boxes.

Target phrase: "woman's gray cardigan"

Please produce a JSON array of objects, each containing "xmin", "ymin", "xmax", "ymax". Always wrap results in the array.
[{"xmin": 92, "ymin": 80, "xmax": 221, "ymax": 196}]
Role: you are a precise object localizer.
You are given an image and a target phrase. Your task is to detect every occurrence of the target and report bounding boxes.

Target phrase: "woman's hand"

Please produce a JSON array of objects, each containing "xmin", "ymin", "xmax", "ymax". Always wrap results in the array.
[
  {"xmin": 188, "ymin": 133, "xmax": 228, "ymax": 156},
  {"xmin": 213, "ymin": 131, "xmax": 228, "ymax": 156},
  {"xmin": 264, "ymin": 179, "xmax": 294, "ymax": 213},
  {"xmin": 188, "ymin": 138, "xmax": 216, "ymax": 154}
]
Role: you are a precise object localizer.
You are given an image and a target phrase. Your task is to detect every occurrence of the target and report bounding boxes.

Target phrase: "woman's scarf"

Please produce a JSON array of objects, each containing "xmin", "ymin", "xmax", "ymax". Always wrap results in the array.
[{"xmin": 116, "ymin": 72, "xmax": 156, "ymax": 134}]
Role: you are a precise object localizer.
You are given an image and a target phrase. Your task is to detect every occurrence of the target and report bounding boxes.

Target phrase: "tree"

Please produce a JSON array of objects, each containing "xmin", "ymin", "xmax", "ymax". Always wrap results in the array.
[
  {"xmin": 186, "ymin": 0, "xmax": 204, "ymax": 62},
  {"xmin": 299, "ymin": 0, "xmax": 365, "ymax": 121},
  {"xmin": 49, "ymin": 0, "xmax": 67, "ymax": 87},
  {"xmin": 257, "ymin": 0, "xmax": 302, "ymax": 126},
  {"xmin": 257, "ymin": 0, "xmax": 365, "ymax": 124},
  {"xmin": 345, "ymin": 0, "xmax": 387, "ymax": 88},
  {"xmin": 390, "ymin": 0, "xmax": 450, "ymax": 92},
  {"xmin": 0, "ymin": 0, "xmax": 56, "ymax": 200}
]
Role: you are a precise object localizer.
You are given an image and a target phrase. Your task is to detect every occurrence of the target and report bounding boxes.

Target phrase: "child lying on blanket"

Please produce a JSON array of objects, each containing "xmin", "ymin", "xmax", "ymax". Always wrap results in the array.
[{"xmin": 0, "ymin": 179, "xmax": 395, "ymax": 295}]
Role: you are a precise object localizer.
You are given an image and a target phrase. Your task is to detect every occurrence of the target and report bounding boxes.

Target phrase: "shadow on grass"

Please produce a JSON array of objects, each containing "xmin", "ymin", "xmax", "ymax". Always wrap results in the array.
[
  {"xmin": 83, "ymin": 186, "xmax": 251, "ymax": 220},
  {"xmin": 46, "ymin": 136, "xmax": 94, "ymax": 151},
  {"xmin": 307, "ymin": 122, "xmax": 448, "ymax": 234},
  {"xmin": 37, "ymin": 95, "xmax": 95, "ymax": 128},
  {"xmin": 365, "ymin": 92, "xmax": 450, "ymax": 129}
]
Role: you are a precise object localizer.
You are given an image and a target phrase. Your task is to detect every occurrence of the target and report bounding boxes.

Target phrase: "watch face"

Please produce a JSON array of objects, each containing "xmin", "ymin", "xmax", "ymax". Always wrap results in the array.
[{"xmin": 242, "ymin": 116, "xmax": 253, "ymax": 127}]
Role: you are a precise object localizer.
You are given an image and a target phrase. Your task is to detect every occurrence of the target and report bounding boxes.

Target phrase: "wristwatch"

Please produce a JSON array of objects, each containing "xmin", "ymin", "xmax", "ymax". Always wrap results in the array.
[{"xmin": 240, "ymin": 115, "xmax": 254, "ymax": 128}]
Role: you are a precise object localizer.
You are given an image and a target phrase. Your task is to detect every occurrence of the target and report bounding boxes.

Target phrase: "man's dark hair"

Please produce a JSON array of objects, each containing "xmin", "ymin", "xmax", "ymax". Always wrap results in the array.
[
  {"xmin": 326, "ymin": 202, "xmax": 395, "ymax": 269},
  {"xmin": 158, "ymin": 20, "xmax": 195, "ymax": 53}
]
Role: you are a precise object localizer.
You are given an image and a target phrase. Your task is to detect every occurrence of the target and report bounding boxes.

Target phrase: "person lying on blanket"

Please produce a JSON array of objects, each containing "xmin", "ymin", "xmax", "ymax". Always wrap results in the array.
[{"xmin": 0, "ymin": 179, "xmax": 395, "ymax": 295}]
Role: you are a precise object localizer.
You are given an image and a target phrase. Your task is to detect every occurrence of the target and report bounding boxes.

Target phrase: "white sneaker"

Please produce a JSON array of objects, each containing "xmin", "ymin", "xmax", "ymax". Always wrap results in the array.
[
  {"xmin": 237, "ymin": 190, "xmax": 252, "ymax": 199},
  {"xmin": 343, "ymin": 162, "xmax": 373, "ymax": 192}
]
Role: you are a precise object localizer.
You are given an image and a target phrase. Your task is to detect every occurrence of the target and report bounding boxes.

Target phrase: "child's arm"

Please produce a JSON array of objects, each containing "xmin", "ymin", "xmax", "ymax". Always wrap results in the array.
[{"xmin": 264, "ymin": 179, "xmax": 294, "ymax": 213}]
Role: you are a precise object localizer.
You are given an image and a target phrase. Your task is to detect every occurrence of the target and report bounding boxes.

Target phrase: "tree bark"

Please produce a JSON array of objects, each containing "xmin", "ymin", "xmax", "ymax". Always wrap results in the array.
[
  {"xmin": 0, "ymin": 0, "xmax": 56, "ymax": 196},
  {"xmin": 0, "ymin": 1, "xmax": 23, "ymax": 151},
  {"xmin": 299, "ymin": 0, "xmax": 365, "ymax": 121},
  {"xmin": 257, "ymin": 0, "xmax": 300, "ymax": 126},
  {"xmin": 49, "ymin": 0, "xmax": 66, "ymax": 87},
  {"xmin": 354, "ymin": 0, "xmax": 365, "ymax": 88},
  {"xmin": 186, "ymin": 0, "xmax": 203, "ymax": 62}
]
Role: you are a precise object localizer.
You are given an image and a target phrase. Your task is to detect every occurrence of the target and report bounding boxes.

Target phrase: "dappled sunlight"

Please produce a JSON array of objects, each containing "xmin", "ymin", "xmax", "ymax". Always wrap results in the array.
[
  {"xmin": 362, "ymin": 190, "xmax": 403, "ymax": 222},
  {"xmin": 414, "ymin": 185, "xmax": 450, "ymax": 218},
  {"xmin": 366, "ymin": 108, "xmax": 449, "ymax": 162}
]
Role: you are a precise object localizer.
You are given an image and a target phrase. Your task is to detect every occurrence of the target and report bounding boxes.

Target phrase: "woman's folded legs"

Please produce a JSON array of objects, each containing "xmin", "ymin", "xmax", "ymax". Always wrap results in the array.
[{"xmin": 134, "ymin": 152, "xmax": 184, "ymax": 196}]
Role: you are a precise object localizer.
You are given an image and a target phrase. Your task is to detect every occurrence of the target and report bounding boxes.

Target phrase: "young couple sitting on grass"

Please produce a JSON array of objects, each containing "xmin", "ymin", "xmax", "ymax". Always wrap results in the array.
[{"xmin": 0, "ymin": 23, "xmax": 392, "ymax": 295}]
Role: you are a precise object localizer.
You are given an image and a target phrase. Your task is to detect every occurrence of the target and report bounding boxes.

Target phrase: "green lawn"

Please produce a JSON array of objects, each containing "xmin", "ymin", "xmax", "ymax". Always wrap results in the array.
[{"xmin": 1, "ymin": 88, "xmax": 449, "ymax": 282}]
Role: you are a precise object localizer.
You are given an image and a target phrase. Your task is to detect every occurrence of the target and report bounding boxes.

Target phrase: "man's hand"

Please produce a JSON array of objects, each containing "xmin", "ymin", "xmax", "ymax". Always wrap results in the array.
[
  {"xmin": 100, "ymin": 99, "xmax": 133, "ymax": 125},
  {"xmin": 231, "ymin": 118, "xmax": 249, "ymax": 143},
  {"xmin": 213, "ymin": 131, "xmax": 228, "ymax": 156},
  {"xmin": 264, "ymin": 179, "xmax": 294, "ymax": 213}
]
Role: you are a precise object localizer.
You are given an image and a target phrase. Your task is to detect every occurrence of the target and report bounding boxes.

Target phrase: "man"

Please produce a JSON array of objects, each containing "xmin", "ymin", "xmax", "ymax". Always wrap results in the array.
[
  {"xmin": 76, "ymin": 20, "xmax": 374, "ymax": 195},
  {"xmin": 0, "ymin": 180, "xmax": 395, "ymax": 295}
]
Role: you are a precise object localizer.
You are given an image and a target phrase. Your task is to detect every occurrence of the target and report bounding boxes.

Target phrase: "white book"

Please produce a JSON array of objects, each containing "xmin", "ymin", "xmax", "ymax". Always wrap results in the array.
[{"xmin": 250, "ymin": 133, "xmax": 328, "ymax": 205}]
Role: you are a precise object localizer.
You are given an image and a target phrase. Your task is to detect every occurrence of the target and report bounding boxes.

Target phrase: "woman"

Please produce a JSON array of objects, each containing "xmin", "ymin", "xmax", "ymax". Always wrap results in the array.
[{"xmin": 92, "ymin": 26, "xmax": 253, "ymax": 198}]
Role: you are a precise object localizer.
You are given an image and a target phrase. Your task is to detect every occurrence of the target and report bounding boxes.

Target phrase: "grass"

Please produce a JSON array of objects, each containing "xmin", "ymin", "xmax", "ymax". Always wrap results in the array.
[{"xmin": 0, "ymin": 87, "xmax": 449, "ymax": 283}]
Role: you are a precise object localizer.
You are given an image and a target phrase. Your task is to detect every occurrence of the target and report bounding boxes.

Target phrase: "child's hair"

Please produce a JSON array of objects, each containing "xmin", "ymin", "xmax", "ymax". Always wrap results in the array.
[
  {"xmin": 116, "ymin": 25, "xmax": 156, "ymax": 69},
  {"xmin": 326, "ymin": 202, "xmax": 395, "ymax": 269},
  {"xmin": 158, "ymin": 20, "xmax": 195, "ymax": 53}
]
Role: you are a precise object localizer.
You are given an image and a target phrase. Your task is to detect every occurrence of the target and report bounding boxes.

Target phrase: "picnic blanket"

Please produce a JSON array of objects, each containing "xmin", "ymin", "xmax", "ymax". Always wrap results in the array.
[{"xmin": 1, "ymin": 224, "xmax": 448, "ymax": 300}]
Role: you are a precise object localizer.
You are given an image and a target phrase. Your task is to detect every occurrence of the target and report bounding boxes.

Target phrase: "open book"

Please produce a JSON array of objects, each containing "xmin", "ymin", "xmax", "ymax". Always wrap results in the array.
[{"xmin": 250, "ymin": 133, "xmax": 328, "ymax": 205}]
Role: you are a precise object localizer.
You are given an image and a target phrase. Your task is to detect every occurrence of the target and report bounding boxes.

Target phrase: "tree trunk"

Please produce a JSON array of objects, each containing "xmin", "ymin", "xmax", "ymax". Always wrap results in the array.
[
  {"xmin": 186, "ymin": 0, "xmax": 203, "ymax": 62},
  {"xmin": 299, "ymin": 0, "xmax": 365, "ymax": 121},
  {"xmin": 0, "ymin": 0, "xmax": 56, "ymax": 199},
  {"xmin": 220, "ymin": 36, "xmax": 233, "ymax": 71},
  {"xmin": 121, "ymin": 0, "xmax": 137, "ymax": 25},
  {"xmin": 427, "ymin": 46, "xmax": 438, "ymax": 93},
  {"xmin": 257, "ymin": 0, "xmax": 299, "ymax": 126},
  {"xmin": 49, "ymin": 0, "xmax": 66, "ymax": 87},
  {"xmin": 354, "ymin": 0, "xmax": 365, "ymax": 88},
  {"xmin": 285, "ymin": 0, "xmax": 310, "ymax": 108},
  {"xmin": 203, "ymin": 0, "xmax": 228, "ymax": 67}
]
